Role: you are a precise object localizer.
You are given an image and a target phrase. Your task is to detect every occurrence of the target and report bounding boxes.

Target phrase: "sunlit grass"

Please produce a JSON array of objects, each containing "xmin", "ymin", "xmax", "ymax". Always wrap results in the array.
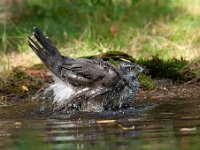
[{"xmin": 1, "ymin": 0, "xmax": 200, "ymax": 70}]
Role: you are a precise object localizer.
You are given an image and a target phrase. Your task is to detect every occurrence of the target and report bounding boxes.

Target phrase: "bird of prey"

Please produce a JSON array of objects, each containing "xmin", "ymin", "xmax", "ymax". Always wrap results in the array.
[{"xmin": 28, "ymin": 27, "xmax": 143, "ymax": 113}]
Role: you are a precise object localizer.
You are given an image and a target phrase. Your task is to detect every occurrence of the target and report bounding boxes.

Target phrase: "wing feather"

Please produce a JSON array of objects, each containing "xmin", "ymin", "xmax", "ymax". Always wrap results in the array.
[{"xmin": 59, "ymin": 58, "xmax": 113, "ymax": 85}]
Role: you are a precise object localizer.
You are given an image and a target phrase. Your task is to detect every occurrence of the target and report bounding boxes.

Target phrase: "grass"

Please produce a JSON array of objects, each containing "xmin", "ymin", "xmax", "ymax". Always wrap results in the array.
[{"xmin": 1, "ymin": 0, "xmax": 200, "ymax": 58}]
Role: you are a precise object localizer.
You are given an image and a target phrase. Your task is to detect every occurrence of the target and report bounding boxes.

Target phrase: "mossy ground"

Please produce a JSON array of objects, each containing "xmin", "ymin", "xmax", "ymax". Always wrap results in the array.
[{"xmin": 0, "ymin": 64, "xmax": 49, "ymax": 105}]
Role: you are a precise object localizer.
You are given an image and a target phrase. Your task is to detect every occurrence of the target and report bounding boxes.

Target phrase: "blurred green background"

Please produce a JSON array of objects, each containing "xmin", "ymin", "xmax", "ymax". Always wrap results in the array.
[{"xmin": 1, "ymin": 0, "xmax": 200, "ymax": 68}]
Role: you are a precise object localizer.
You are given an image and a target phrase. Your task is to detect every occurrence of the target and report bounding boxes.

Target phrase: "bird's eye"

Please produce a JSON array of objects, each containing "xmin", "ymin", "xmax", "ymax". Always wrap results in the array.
[{"xmin": 127, "ymin": 67, "xmax": 134, "ymax": 71}]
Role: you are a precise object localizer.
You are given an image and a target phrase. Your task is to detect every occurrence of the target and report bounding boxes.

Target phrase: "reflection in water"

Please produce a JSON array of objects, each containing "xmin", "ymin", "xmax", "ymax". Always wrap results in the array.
[{"xmin": 0, "ymin": 99, "xmax": 200, "ymax": 149}]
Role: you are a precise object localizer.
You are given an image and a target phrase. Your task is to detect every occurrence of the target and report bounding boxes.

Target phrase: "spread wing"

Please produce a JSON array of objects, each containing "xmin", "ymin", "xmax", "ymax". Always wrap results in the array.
[{"xmin": 59, "ymin": 58, "xmax": 118, "ymax": 86}]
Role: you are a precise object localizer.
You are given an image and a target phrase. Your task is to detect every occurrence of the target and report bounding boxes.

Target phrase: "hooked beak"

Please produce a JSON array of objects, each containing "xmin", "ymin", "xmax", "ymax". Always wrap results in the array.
[
  {"xmin": 135, "ymin": 65, "xmax": 144, "ymax": 77},
  {"xmin": 138, "ymin": 65, "xmax": 144, "ymax": 73}
]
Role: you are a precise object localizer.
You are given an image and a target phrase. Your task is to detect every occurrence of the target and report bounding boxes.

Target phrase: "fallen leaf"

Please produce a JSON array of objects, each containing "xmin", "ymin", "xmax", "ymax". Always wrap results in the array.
[
  {"xmin": 118, "ymin": 124, "xmax": 135, "ymax": 130},
  {"xmin": 96, "ymin": 120, "xmax": 116, "ymax": 124},
  {"xmin": 22, "ymin": 85, "xmax": 29, "ymax": 92},
  {"xmin": 180, "ymin": 127, "xmax": 196, "ymax": 132}
]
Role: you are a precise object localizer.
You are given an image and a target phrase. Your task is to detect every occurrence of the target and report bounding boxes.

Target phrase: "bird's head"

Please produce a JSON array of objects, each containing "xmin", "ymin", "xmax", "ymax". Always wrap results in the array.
[{"xmin": 119, "ymin": 62, "xmax": 143, "ymax": 81}]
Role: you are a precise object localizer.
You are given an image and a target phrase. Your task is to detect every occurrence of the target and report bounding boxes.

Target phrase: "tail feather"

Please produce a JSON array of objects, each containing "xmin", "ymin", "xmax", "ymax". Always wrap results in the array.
[
  {"xmin": 33, "ymin": 27, "xmax": 61, "ymax": 57},
  {"xmin": 28, "ymin": 36, "xmax": 49, "ymax": 66},
  {"xmin": 28, "ymin": 27, "xmax": 62, "ymax": 76}
]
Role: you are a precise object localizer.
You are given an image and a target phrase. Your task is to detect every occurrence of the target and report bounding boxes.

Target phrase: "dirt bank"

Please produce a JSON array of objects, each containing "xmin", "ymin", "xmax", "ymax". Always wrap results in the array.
[{"xmin": 137, "ymin": 80, "xmax": 200, "ymax": 100}]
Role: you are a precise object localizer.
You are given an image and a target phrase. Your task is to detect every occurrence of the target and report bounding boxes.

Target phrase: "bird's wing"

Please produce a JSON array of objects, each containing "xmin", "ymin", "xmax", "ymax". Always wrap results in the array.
[{"xmin": 59, "ymin": 58, "xmax": 117, "ymax": 86}]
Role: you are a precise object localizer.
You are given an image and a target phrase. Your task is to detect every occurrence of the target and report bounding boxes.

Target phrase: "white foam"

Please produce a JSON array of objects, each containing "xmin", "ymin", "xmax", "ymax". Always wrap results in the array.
[{"xmin": 45, "ymin": 75, "xmax": 75, "ymax": 105}]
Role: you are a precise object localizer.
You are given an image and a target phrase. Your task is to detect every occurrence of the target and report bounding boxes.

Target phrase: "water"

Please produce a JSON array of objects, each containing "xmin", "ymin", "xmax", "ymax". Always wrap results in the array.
[{"xmin": 0, "ymin": 98, "xmax": 200, "ymax": 150}]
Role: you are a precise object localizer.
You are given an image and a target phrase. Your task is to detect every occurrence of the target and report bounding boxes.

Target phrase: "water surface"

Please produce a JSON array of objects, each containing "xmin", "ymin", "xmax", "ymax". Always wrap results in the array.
[{"xmin": 0, "ymin": 98, "xmax": 200, "ymax": 150}]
